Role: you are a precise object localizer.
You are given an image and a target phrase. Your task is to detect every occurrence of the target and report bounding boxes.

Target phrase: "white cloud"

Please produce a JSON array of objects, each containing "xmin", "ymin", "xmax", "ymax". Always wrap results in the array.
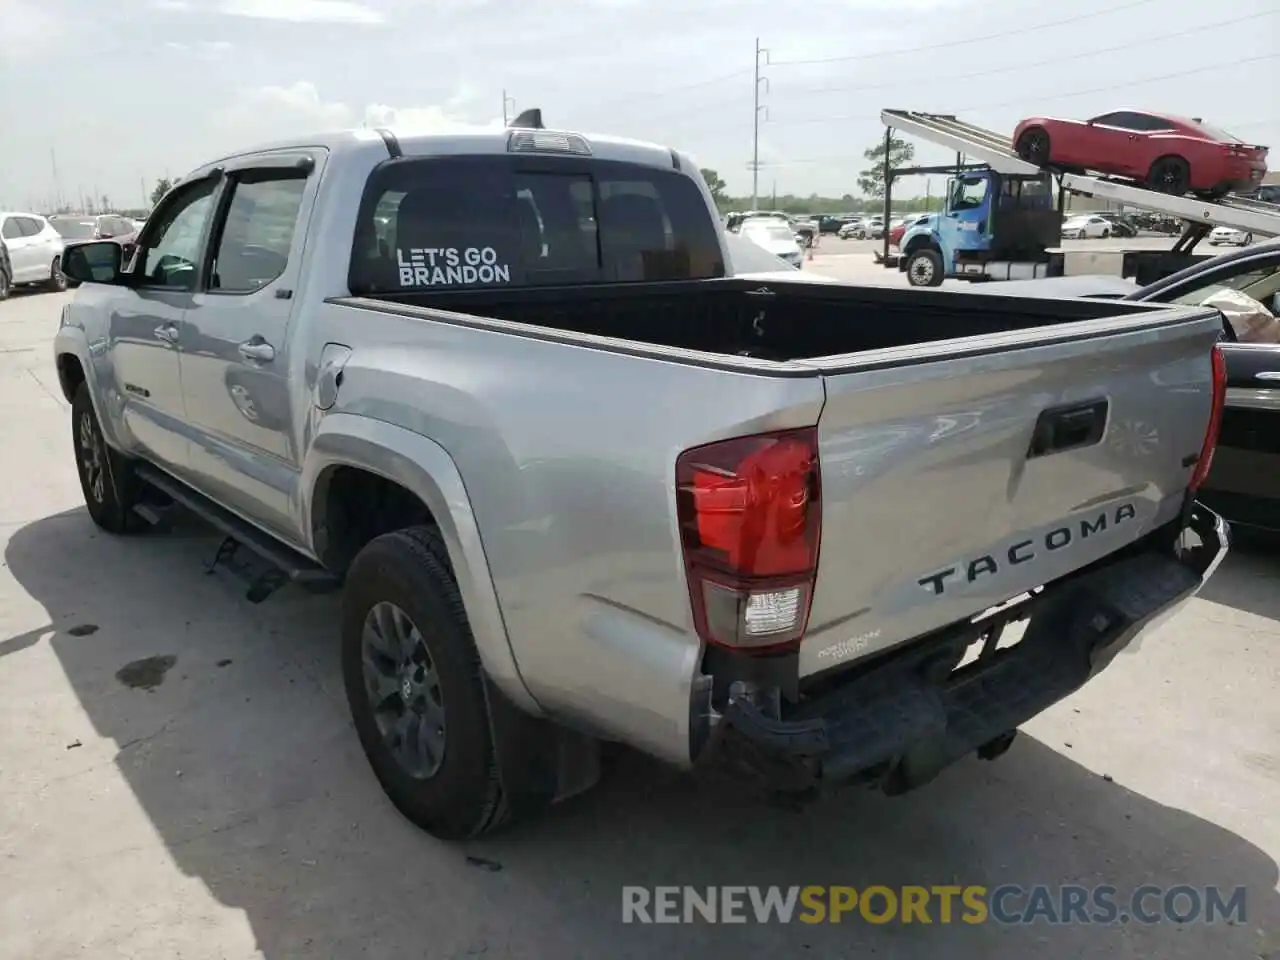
[
  {"xmin": 217, "ymin": 0, "xmax": 384, "ymax": 24},
  {"xmin": 363, "ymin": 103, "xmax": 504, "ymax": 134},
  {"xmin": 212, "ymin": 82, "xmax": 501, "ymax": 154}
]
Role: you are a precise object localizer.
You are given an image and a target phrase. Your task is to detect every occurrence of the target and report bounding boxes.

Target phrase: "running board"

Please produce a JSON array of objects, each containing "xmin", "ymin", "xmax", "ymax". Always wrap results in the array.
[{"xmin": 133, "ymin": 463, "xmax": 339, "ymax": 602}]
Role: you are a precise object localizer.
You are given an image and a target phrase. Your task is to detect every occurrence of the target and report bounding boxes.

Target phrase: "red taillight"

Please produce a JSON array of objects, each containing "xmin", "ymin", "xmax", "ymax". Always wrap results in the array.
[
  {"xmin": 1189, "ymin": 343, "xmax": 1227, "ymax": 492},
  {"xmin": 676, "ymin": 428, "xmax": 821, "ymax": 653}
]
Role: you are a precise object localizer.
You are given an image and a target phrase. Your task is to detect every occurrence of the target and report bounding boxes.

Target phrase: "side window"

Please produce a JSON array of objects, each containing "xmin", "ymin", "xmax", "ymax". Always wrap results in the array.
[
  {"xmin": 1, "ymin": 218, "xmax": 21, "ymax": 240},
  {"xmin": 18, "ymin": 217, "xmax": 43, "ymax": 237},
  {"xmin": 1168, "ymin": 262, "xmax": 1280, "ymax": 342},
  {"xmin": 207, "ymin": 172, "xmax": 307, "ymax": 294},
  {"xmin": 949, "ymin": 177, "xmax": 988, "ymax": 211},
  {"xmin": 1129, "ymin": 113, "xmax": 1175, "ymax": 132},
  {"xmin": 136, "ymin": 178, "xmax": 218, "ymax": 289},
  {"xmin": 1089, "ymin": 112, "xmax": 1125, "ymax": 127}
]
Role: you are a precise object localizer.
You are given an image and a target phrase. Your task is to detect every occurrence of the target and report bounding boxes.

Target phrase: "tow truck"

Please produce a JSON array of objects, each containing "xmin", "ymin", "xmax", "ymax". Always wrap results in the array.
[{"xmin": 876, "ymin": 109, "xmax": 1280, "ymax": 287}]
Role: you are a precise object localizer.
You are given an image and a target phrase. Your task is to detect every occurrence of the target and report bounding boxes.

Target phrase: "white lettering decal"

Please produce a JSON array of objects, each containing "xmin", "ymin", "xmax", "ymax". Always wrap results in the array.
[{"xmin": 394, "ymin": 247, "xmax": 513, "ymax": 288}]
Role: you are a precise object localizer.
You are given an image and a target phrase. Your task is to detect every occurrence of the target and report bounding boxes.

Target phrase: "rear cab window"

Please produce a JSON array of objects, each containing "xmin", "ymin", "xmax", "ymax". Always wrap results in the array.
[{"xmin": 348, "ymin": 155, "xmax": 725, "ymax": 295}]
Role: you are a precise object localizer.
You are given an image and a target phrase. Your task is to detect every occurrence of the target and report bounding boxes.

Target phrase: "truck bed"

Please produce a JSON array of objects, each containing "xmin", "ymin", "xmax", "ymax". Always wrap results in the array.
[
  {"xmin": 331, "ymin": 280, "xmax": 1222, "ymax": 703},
  {"xmin": 344, "ymin": 278, "xmax": 1169, "ymax": 363}
]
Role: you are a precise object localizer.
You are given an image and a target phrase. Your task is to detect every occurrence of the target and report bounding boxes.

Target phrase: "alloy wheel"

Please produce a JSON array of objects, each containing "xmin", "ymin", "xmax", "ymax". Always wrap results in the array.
[{"xmin": 361, "ymin": 601, "xmax": 447, "ymax": 780}]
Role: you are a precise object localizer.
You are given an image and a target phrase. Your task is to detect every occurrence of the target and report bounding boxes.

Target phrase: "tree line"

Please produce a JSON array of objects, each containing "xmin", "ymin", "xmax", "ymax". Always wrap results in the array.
[{"xmin": 700, "ymin": 135, "xmax": 945, "ymax": 215}]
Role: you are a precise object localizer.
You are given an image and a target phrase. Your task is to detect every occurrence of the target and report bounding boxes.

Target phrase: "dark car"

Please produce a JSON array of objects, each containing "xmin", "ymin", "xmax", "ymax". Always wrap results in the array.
[
  {"xmin": 960, "ymin": 240, "xmax": 1280, "ymax": 531},
  {"xmin": 49, "ymin": 215, "xmax": 138, "ymax": 287},
  {"xmin": 49, "ymin": 214, "xmax": 138, "ymax": 246},
  {"xmin": 1095, "ymin": 212, "xmax": 1139, "ymax": 237}
]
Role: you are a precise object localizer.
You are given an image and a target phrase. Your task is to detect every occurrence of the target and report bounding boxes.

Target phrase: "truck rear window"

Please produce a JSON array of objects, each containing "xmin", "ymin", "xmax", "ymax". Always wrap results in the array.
[{"xmin": 348, "ymin": 156, "xmax": 725, "ymax": 293}]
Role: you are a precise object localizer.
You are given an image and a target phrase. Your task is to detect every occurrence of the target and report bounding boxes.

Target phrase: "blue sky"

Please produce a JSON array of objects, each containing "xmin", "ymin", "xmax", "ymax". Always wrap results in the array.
[{"xmin": 0, "ymin": 0, "xmax": 1276, "ymax": 210}]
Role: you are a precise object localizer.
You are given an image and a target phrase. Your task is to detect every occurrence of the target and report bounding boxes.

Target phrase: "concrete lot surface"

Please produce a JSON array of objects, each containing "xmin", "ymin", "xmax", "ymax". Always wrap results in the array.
[{"xmin": 1, "ymin": 285, "xmax": 1278, "ymax": 959}]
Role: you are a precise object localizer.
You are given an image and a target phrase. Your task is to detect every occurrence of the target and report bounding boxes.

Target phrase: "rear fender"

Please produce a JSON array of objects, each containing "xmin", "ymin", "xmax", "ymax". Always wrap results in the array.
[{"xmin": 300, "ymin": 412, "xmax": 541, "ymax": 716}]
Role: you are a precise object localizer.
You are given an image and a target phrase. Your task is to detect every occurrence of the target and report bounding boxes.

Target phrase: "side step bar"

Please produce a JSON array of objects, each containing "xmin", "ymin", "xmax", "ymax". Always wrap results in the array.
[{"xmin": 133, "ymin": 463, "xmax": 340, "ymax": 602}]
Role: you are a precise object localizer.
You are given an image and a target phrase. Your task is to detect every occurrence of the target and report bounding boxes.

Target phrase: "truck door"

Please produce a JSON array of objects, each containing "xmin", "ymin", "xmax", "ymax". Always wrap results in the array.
[
  {"xmin": 939, "ymin": 173, "xmax": 994, "ymax": 271},
  {"xmin": 106, "ymin": 175, "xmax": 220, "ymax": 471},
  {"xmin": 178, "ymin": 151, "xmax": 319, "ymax": 544}
]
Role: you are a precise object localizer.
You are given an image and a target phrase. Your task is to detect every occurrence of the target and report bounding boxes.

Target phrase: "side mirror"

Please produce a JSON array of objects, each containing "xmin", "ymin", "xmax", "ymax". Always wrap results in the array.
[{"xmin": 62, "ymin": 240, "xmax": 124, "ymax": 285}]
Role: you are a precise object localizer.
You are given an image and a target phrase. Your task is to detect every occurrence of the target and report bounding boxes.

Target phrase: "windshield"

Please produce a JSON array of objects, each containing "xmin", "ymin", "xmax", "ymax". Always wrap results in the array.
[
  {"xmin": 50, "ymin": 219, "xmax": 96, "ymax": 239},
  {"xmin": 744, "ymin": 223, "xmax": 796, "ymax": 243}
]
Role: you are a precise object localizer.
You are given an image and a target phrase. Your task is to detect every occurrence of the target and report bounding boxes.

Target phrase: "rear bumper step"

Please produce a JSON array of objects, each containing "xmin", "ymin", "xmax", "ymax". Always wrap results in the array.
[{"xmin": 703, "ymin": 505, "xmax": 1229, "ymax": 794}]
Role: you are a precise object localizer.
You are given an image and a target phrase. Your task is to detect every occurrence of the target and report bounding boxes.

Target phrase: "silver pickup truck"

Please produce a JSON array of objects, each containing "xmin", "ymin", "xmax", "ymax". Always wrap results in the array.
[{"xmin": 54, "ymin": 114, "xmax": 1229, "ymax": 840}]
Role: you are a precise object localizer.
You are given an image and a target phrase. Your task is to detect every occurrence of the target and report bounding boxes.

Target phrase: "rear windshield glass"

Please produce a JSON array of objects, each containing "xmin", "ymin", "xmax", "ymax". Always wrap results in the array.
[
  {"xmin": 349, "ymin": 156, "xmax": 726, "ymax": 294},
  {"xmin": 51, "ymin": 219, "xmax": 96, "ymax": 239}
]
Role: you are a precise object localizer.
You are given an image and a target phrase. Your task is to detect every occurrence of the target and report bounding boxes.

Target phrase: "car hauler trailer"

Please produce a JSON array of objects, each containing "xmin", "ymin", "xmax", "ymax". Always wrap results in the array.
[{"xmin": 877, "ymin": 109, "xmax": 1280, "ymax": 286}]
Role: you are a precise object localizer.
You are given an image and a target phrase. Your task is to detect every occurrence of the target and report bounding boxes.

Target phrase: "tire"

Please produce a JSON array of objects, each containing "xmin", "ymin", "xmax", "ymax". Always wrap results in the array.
[
  {"xmin": 905, "ymin": 248, "xmax": 943, "ymax": 287},
  {"xmin": 1101, "ymin": 229, "xmax": 1110, "ymax": 239},
  {"xmin": 45, "ymin": 256, "xmax": 67, "ymax": 293},
  {"xmin": 71, "ymin": 383, "xmax": 145, "ymax": 533},
  {"xmin": 1015, "ymin": 127, "xmax": 1051, "ymax": 166},
  {"xmin": 1146, "ymin": 156, "xmax": 1191, "ymax": 195},
  {"xmin": 0, "ymin": 269, "xmax": 9, "ymax": 301},
  {"xmin": 342, "ymin": 525, "xmax": 509, "ymax": 840}
]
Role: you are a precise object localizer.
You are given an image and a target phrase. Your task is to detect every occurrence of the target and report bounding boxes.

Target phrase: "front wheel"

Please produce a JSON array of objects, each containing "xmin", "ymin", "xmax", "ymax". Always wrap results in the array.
[
  {"xmin": 342, "ymin": 526, "xmax": 511, "ymax": 840},
  {"xmin": 0, "ymin": 269, "xmax": 9, "ymax": 301},
  {"xmin": 45, "ymin": 257, "xmax": 67, "ymax": 292},
  {"xmin": 905, "ymin": 248, "xmax": 944, "ymax": 287},
  {"xmin": 1015, "ymin": 127, "xmax": 1052, "ymax": 166},
  {"xmin": 71, "ymin": 383, "xmax": 145, "ymax": 533}
]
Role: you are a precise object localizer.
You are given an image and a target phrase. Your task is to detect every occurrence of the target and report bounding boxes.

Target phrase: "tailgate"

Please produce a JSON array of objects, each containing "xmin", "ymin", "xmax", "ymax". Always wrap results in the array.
[{"xmin": 800, "ymin": 304, "xmax": 1223, "ymax": 678}]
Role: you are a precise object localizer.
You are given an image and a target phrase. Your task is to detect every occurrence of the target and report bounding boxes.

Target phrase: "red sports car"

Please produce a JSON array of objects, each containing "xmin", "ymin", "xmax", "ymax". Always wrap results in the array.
[{"xmin": 1012, "ymin": 110, "xmax": 1268, "ymax": 199}]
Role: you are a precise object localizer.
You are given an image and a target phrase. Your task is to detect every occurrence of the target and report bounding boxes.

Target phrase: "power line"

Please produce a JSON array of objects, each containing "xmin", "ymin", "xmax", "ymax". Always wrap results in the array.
[
  {"xmin": 766, "ymin": 0, "xmax": 1164, "ymax": 68},
  {"xmin": 767, "ymin": 54, "xmax": 1278, "ymax": 127},
  {"xmin": 574, "ymin": 0, "xmax": 1164, "ymax": 121},
  {"xmin": 780, "ymin": 11, "xmax": 1277, "ymax": 98}
]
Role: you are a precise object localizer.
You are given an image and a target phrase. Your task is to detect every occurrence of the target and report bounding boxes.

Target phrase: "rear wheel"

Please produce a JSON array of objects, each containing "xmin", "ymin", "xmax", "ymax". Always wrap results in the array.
[
  {"xmin": 905, "ymin": 248, "xmax": 943, "ymax": 287},
  {"xmin": 342, "ymin": 526, "xmax": 510, "ymax": 840},
  {"xmin": 0, "ymin": 268, "xmax": 9, "ymax": 301},
  {"xmin": 1015, "ymin": 127, "xmax": 1051, "ymax": 166},
  {"xmin": 1101, "ymin": 228, "xmax": 1110, "ymax": 239},
  {"xmin": 1147, "ymin": 156, "xmax": 1191, "ymax": 195}
]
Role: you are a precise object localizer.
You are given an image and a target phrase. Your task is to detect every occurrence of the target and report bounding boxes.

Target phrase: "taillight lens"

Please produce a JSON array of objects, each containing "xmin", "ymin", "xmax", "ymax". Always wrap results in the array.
[
  {"xmin": 676, "ymin": 428, "xmax": 821, "ymax": 652},
  {"xmin": 1189, "ymin": 343, "xmax": 1227, "ymax": 492}
]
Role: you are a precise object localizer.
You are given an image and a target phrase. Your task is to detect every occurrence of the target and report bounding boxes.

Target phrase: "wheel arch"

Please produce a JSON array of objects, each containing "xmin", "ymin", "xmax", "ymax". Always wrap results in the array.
[{"xmin": 301, "ymin": 412, "xmax": 540, "ymax": 715}]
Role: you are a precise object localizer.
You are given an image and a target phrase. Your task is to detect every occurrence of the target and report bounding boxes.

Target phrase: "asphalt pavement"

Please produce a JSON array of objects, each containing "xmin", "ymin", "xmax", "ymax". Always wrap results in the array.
[{"xmin": 0, "ymin": 283, "xmax": 1277, "ymax": 960}]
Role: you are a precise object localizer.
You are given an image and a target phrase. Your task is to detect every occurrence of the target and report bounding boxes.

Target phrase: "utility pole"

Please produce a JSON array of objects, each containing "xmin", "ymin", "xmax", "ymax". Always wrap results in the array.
[
  {"xmin": 502, "ymin": 90, "xmax": 516, "ymax": 126},
  {"xmin": 50, "ymin": 147, "xmax": 63, "ymax": 211},
  {"xmin": 751, "ymin": 37, "xmax": 769, "ymax": 209}
]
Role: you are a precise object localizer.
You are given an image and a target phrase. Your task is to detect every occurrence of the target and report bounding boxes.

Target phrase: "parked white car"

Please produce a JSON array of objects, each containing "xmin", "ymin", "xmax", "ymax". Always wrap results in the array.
[
  {"xmin": 1208, "ymin": 226, "xmax": 1252, "ymax": 247},
  {"xmin": 0, "ymin": 212, "xmax": 67, "ymax": 291},
  {"xmin": 725, "ymin": 231, "xmax": 836, "ymax": 283},
  {"xmin": 739, "ymin": 218, "xmax": 805, "ymax": 268},
  {"xmin": 1061, "ymin": 215, "xmax": 1113, "ymax": 240},
  {"xmin": 838, "ymin": 216, "xmax": 884, "ymax": 240}
]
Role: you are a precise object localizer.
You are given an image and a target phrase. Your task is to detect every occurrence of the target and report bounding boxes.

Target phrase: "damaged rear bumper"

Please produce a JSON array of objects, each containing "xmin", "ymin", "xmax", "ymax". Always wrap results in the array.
[{"xmin": 700, "ymin": 505, "xmax": 1229, "ymax": 795}]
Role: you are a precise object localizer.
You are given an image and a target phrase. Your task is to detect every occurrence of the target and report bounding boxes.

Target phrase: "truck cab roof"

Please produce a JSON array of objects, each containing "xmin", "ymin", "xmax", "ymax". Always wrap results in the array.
[{"xmin": 185, "ymin": 124, "xmax": 690, "ymax": 184}]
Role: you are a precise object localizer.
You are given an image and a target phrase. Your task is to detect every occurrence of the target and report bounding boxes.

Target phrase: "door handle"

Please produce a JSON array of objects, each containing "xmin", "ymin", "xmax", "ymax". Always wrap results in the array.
[
  {"xmin": 238, "ymin": 337, "xmax": 275, "ymax": 362},
  {"xmin": 154, "ymin": 323, "xmax": 179, "ymax": 343}
]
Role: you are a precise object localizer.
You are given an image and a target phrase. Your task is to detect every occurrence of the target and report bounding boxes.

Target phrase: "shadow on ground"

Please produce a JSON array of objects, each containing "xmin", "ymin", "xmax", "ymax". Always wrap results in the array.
[
  {"xmin": 1197, "ymin": 533, "xmax": 1280, "ymax": 621},
  {"xmin": 6, "ymin": 508, "xmax": 1278, "ymax": 959}
]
